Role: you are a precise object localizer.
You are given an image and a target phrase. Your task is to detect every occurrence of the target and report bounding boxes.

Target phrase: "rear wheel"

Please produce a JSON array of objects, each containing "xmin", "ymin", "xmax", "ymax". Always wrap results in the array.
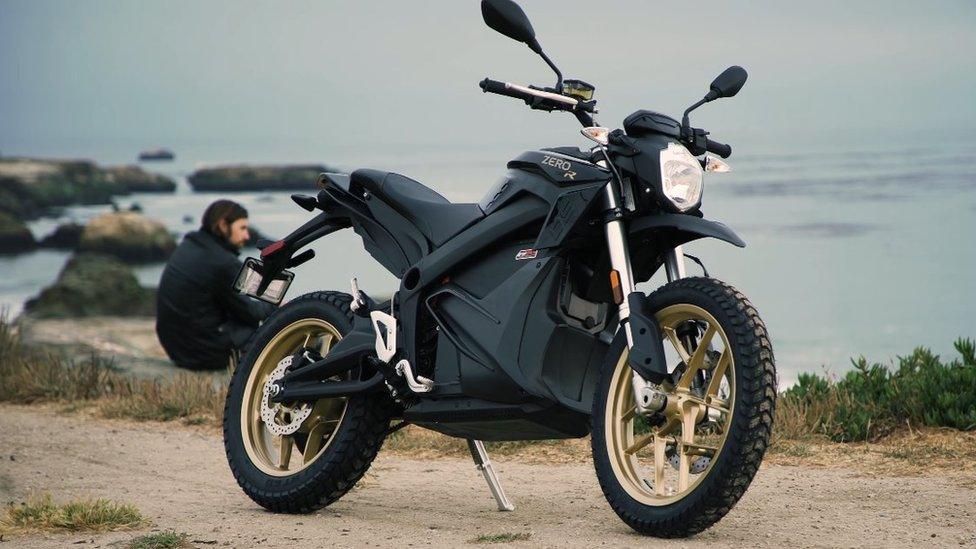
[
  {"xmin": 223, "ymin": 291, "xmax": 395, "ymax": 513},
  {"xmin": 592, "ymin": 277, "xmax": 775, "ymax": 537}
]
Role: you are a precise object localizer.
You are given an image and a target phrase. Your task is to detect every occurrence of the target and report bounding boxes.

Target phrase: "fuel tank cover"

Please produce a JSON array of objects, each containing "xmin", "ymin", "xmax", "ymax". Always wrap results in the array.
[{"xmin": 507, "ymin": 151, "xmax": 610, "ymax": 185}]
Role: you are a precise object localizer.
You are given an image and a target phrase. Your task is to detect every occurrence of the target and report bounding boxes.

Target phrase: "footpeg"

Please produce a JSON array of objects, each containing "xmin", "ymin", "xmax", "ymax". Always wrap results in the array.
[
  {"xmin": 467, "ymin": 439, "xmax": 515, "ymax": 511},
  {"xmin": 395, "ymin": 359, "xmax": 433, "ymax": 393},
  {"xmin": 349, "ymin": 277, "xmax": 378, "ymax": 315},
  {"xmin": 350, "ymin": 277, "xmax": 366, "ymax": 312}
]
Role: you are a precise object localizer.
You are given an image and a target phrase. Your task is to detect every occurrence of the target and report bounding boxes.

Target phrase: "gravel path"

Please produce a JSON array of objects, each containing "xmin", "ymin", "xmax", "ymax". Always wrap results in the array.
[{"xmin": 1, "ymin": 405, "xmax": 973, "ymax": 548}]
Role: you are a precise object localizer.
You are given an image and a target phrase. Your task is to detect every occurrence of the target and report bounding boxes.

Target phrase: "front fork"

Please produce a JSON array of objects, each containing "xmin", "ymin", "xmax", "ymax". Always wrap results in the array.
[{"xmin": 601, "ymin": 182, "xmax": 687, "ymax": 414}]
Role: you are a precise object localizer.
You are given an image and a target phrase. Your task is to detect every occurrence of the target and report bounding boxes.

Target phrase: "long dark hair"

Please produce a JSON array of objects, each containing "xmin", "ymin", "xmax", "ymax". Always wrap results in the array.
[{"xmin": 200, "ymin": 199, "xmax": 248, "ymax": 240}]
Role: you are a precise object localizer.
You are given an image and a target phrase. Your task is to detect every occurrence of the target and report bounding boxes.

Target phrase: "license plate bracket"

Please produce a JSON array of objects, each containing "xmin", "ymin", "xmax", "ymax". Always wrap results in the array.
[{"xmin": 233, "ymin": 257, "xmax": 294, "ymax": 305}]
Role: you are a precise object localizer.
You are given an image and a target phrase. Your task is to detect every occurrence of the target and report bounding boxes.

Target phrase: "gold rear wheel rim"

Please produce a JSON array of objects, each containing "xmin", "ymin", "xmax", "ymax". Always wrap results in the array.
[
  {"xmin": 241, "ymin": 318, "xmax": 347, "ymax": 477},
  {"xmin": 605, "ymin": 303, "xmax": 735, "ymax": 506}
]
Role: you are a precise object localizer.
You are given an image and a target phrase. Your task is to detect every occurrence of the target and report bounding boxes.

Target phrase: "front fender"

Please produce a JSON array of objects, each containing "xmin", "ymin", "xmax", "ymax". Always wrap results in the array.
[
  {"xmin": 629, "ymin": 213, "xmax": 745, "ymax": 248},
  {"xmin": 628, "ymin": 213, "xmax": 744, "ymax": 283}
]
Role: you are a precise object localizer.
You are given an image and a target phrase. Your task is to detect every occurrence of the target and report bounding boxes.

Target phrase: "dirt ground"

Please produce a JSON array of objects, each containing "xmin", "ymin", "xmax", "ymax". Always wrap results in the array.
[{"xmin": 0, "ymin": 404, "xmax": 974, "ymax": 549}]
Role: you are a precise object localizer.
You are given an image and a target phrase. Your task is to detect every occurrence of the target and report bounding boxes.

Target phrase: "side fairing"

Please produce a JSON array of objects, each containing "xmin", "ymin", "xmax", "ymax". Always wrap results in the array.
[{"xmin": 479, "ymin": 150, "xmax": 610, "ymax": 250}]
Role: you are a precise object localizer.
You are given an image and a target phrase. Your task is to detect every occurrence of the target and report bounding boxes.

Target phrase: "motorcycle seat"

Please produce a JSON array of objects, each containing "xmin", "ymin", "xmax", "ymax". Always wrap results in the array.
[{"xmin": 351, "ymin": 169, "xmax": 484, "ymax": 247}]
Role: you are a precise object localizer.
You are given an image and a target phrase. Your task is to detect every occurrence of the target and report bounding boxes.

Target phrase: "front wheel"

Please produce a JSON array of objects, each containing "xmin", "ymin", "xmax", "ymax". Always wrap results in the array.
[{"xmin": 592, "ymin": 277, "xmax": 776, "ymax": 537}]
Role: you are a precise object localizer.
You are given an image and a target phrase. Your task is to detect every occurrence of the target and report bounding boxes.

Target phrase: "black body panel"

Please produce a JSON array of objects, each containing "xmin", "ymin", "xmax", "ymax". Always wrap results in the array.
[
  {"xmin": 351, "ymin": 169, "xmax": 484, "ymax": 247},
  {"xmin": 623, "ymin": 110, "xmax": 682, "ymax": 139},
  {"xmin": 507, "ymin": 150, "xmax": 609, "ymax": 186},
  {"xmin": 403, "ymin": 397, "xmax": 591, "ymax": 441}
]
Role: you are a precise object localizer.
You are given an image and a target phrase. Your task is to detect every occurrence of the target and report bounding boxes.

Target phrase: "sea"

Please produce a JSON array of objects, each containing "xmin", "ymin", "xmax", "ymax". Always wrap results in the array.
[{"xmin": 1, "ymin": 138, "xmax": 973, "ymax": 386}]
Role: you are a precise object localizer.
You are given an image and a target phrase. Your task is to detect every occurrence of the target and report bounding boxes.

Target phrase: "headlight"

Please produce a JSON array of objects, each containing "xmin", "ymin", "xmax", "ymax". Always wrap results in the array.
[{"xmin": 659, "ymin": 143, "xmax": 703, "ymax": 211}]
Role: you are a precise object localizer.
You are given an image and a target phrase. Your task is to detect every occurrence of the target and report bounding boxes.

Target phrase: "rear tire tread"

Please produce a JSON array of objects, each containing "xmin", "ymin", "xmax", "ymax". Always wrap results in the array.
[{"xmin": 223, "ymin": 291, "xmax": 396, "ymax": 514}]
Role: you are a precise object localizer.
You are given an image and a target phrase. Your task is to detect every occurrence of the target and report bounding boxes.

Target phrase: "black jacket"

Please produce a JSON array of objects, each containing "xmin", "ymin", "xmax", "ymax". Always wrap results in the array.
[{"xmin": 156, "ymin": 230, "xmax": 274, "ymax": 370}]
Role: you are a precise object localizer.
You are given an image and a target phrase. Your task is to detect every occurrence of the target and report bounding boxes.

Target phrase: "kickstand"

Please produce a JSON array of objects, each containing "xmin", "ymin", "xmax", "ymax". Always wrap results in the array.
[{"xmin": 467, "ymin": 439, "xmax": 515, "ymax": 511}]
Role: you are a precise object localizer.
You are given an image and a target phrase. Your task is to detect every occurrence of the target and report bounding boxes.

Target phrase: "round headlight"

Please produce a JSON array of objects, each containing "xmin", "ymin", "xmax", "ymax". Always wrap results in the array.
[{"xmin": 659, "ymin": 143, "xmax": 703, "ymax": 211}]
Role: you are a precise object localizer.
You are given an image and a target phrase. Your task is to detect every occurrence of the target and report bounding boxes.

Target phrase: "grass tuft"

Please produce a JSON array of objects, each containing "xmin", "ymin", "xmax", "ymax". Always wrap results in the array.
[
  {"xmin": 0, "ymin": 493, "xmax": 142, "ymax": 533},
  {"xmin": 128, "ymin": 530, "xmax": 190, "ymax": 549},
  {"xmin": 2, "ymin": 311, "xmax": 973, "ymax": 456},
  {"xmin": 470, "ymin": 532, "xmax": 532, "ymax": 544},
  {"xmin": 0, "ymin": 312, "xmax": 226, "ymax": 425}
]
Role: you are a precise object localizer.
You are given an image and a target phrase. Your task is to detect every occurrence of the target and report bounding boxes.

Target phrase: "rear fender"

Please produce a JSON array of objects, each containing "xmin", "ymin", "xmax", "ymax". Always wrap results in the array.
[{"xmin": 253, "ymin": 176, "xmax": 358, "ymax": 293}]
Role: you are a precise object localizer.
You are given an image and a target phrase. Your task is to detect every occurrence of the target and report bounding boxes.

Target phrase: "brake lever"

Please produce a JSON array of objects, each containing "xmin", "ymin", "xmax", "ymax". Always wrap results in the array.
[{"xmin": 682, "ymin": 127, "xmax": 710, "ymax": 156}]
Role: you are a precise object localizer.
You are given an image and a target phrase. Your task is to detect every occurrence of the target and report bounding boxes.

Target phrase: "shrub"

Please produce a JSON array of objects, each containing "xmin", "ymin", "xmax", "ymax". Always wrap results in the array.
[{"xmin": 779, "ymin": 339, "xmax": 976, "ymax": 441}]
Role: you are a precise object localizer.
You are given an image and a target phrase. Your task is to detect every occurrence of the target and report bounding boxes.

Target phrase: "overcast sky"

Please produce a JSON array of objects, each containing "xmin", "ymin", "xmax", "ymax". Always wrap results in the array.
[{"xmin": 2, "ymin": 0, "xmax": 974, "ymax": 158}]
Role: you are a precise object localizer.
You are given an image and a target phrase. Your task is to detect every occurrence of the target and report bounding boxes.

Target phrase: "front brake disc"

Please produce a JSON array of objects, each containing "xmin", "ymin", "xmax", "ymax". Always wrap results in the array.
[{"xmin": 666, "ymin": 443, "xmax": 710, "ymax": 474}]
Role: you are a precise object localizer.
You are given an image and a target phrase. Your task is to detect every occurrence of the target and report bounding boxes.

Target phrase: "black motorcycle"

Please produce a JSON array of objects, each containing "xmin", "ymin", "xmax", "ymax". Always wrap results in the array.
[{"xmin": 223, "ymin": 0, "xmax": 776, "ymax": 537}]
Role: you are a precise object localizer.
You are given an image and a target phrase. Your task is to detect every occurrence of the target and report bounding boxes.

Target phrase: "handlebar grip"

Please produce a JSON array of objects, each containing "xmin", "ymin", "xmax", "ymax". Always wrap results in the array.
[
  {"xmin": 480, "ymin": 78, "xmax": 531, "ymax": 101},
  {"xmin": 705, "ymin": 138, "xmax": 732, "ymax": 159}
]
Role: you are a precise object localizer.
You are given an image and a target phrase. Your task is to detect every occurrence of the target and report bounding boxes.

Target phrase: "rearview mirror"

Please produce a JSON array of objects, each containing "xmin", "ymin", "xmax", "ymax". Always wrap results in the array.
[
  {"xmin": 708, "ymin": 66, "xmax": 748, "ymax": 99},
  {"xmin": 482, "ymin": 0, "xmax": 538, "ymax": 50}
]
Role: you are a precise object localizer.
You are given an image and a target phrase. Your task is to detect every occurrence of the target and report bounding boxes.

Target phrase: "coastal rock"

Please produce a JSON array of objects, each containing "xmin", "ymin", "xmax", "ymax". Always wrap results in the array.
[
  {"xmin": 103, "ymin": 165, "xmax": 177, "ymax": 193},
  {"xmin": 78, "ymin": 211, "xmax": 176, "ymax": 262},
  {"xmin": 0, "ymin": 211, "xmax": 37, "ymax": 254},
  {"xmin": 24, "ymin": 253, "xmax": 156, "ymax": 318},
  {"xmin": 38, "ymin": 221, "xmax": 85, "ymax": 249},
  {"xmin": 138, "ymin": 148, "xmax": 175, "ymax": 161},
  {"xmin": 187, "ymin": 164, "xmax": 331, "ymax": 191},
  {"xmin": 0, "ymin": 158, "xmax": 123, "ymax": 218}
]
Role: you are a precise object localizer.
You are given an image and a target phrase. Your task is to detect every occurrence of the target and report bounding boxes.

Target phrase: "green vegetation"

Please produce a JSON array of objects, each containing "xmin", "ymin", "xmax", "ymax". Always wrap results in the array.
[
  {"xmin": 2, "ymin": 310, "xmax": 972, "ymax": 446},
  {"xmin": 777, "ymin": 338, "xmax": 976, "ymax": 441},
  {"xmin": 128, "ymin": 530, "xmax": 190, "ymax": 549},
  {"xmin": 470, "ymin": 532, "xmax": 532, "ymax": 544},
  {"xmin": 0, "ymin": 493, "xmax": 142, "ymax": 533}
]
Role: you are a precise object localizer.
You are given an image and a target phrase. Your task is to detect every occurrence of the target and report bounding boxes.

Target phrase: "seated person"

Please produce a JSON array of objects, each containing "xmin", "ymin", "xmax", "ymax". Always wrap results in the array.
[{"xmin": 156, "ymin": 200, "xmax": 274, "ymax": 370}]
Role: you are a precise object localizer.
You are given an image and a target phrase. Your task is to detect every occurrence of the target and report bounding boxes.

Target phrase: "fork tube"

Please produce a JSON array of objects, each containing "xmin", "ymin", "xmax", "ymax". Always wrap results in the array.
[
  {"xmin": 602, "ymin": 185, "xmax": 636, "ymax": 347},
  {"xmin": 664, "ymin": 246, "xmax": 687, "ymax": 282}
]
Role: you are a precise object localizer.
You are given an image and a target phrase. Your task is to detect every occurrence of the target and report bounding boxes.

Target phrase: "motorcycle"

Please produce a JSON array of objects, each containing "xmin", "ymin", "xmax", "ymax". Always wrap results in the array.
[{"xmin": 223, "ymin": 0, "xmax": 776, "ymax": 537}]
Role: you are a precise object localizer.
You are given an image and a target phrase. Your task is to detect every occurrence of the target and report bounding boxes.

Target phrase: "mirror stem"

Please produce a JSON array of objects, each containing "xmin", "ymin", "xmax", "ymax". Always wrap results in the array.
[
  {"xmin": 681, "ymin": 97, "xmax": 707, "ymax": 132},
  {"xmin": 530, "ymin": 38, "xmax": 563, "ymax": 91}
]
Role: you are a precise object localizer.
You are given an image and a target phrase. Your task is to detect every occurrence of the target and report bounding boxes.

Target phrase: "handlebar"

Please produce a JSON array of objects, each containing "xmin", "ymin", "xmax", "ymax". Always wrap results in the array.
[
  {"xmin": 704, "ymin": 137, "xmax": 732, "ymax": 159},
  {"xmin": 480, "ymin": 78, "xmax": 594, "ymax": 113},
  {"xmin": 482, "ymin": 78, "xmax": 729, "ymax": 157}
]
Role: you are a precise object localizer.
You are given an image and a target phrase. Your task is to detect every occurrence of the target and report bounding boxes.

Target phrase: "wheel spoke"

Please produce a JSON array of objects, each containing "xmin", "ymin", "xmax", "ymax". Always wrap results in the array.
[
  {"xmin": 677, "ymin": 324, "xmax": 717, "ymax": 390},
  {"xmin": 705, "ymin": 348, "xmax": 731, "ymax": 397},
  {"xmin": 706, "ymin": 396, "xmax": 730, "ymax": 415},
  {"xmin": 662, "ymin": 326, "xmax": 692, "ymax": 364},
  {"xmin": 653, "ymin": 434, "xmax": 666, "ymax": 496},
  {"xmin": 318, "ymin": 333, "xmax": 335, "ymax": 355},
  {"xmin": 625, "ymin": 432, "xmax": 655, "ymax": 455},
  {"xmin": 620, "ymin": 404, "xmax": 638, "ymax": 422},
  {"xmin": 302, "ymin": 420, "xmax": 333, "ymax": 464},
  {"xmin": 678, "ymin": 402, "xmax": 697, "ymax": 492},
  {"xmin": 275, "ymin": 435, "xmax": 293, "ymax": 469}
]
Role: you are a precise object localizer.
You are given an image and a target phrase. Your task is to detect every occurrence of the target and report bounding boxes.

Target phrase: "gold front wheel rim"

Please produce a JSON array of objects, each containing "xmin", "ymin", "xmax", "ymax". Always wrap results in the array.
[
  {"xmin": 241, "ymin": 318, "xmax": 347, "ymax": 477},
  {"xmin": 605, "ymin": 303, "xmax": 735, "ymax": 506}
]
